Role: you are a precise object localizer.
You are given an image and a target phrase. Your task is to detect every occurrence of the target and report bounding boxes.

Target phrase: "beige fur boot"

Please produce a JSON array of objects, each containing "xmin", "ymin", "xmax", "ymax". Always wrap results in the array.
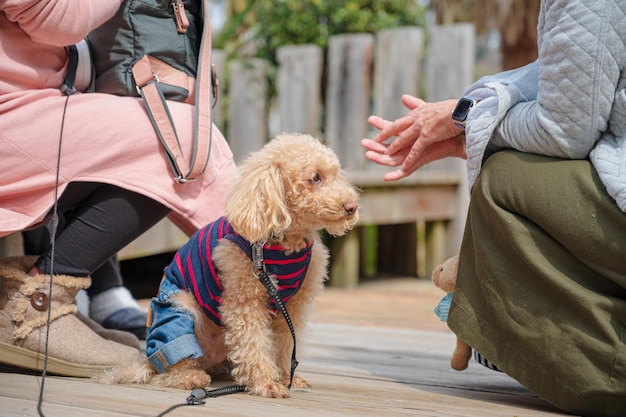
[
  {"xmin": 0, "ymin": 256, "xmax": 141, "ymax": 377},
  {"xmin": 77, "ymin": 312, "xmax": 141, "ymax": 350}
]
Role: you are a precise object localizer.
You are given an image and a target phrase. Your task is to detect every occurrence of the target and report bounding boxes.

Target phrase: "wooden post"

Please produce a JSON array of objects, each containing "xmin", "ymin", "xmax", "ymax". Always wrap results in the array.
[
  {"xmin": 329, "ymin": 229, "xmax": 360, "ymax": 288},
  {"xmin": 325, "ymin": 33, "xmax": 374, "ymax": 171},
  {"xmin": 373, "ymin": 27, "xmax": 424, "ymax": 122},
  {"xmin": 276, "ymin": 45, "xmax": 323, "ymax": 137},
  {"xmin": 426, "ymin": 23, "xmax": 476, "ymax": 102},
  {"xmin": 425, "ymin": 220, "xmax": 447, "ymax": 276},
  {"xmin": 416, "ymin": 219, "xmax": 426, "ymax": 277},
  {"xmin": 227, "ymin": 58, "xmax": 269, "ymax": 163}
]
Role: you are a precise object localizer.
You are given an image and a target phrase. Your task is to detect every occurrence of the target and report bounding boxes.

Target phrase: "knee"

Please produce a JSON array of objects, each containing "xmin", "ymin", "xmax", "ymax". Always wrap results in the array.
[{"xmin": 471, "ymin": 150, "xmax": 517, "ymax": 205}]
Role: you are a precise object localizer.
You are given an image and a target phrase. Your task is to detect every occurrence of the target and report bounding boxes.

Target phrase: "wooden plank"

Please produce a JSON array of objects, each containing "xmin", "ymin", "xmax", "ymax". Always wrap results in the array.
[
  {"xmin": 373, "ymin": 27, "xmax": 424, "ymax": 121},
  {"xmin": 0, "ymin": 280, "xmax": 571, "ymax": 417},
  {"xmin": 0, "ymin": 325, "xmax": 570, "ymax": 417},
  {"xmin": 328, "ymin": 229, "xmax": 360, "ymax": 288},
  {"xmin": 227, "ymin": 58, "xmax": 269, "ymax": 163},
  {"xmin": 276, "ymin": 45, "xmax": 324, "ymax": 136},
  {"xmin": 325, "ymin": 33, "xmax": 374, "ymax": 171},
  {"xmin": 356, "ymin": 185, "xmax": 458, "ymax": 225},
  {"xmin": 346, "ymin": 169, "xmax": 462, "ymax": 188},
  {"xmin": 426, "ymin": 220, "xmax": 448, "ymax": 274},
  {"xmin": 426, "ymin": 23, "xmax": 476, "ymax": 102},
  {"xmin": 0, "ymin": 369, "xmax": 568, "ymax": 417}
]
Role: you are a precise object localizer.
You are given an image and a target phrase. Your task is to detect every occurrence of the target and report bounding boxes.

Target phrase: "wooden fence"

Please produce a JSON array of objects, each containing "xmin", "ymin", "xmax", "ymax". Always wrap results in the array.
[
  {"xmin": 218, "ymin": 24, "xmax": 475, "ymax": 166},
  {"xmin": 1, "ymin": 23, "xmax": 477, "ymax": 287}
]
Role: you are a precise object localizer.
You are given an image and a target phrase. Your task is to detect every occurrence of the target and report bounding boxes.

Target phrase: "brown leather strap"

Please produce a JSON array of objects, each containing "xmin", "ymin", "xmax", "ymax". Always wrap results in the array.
[
  {"xmin": 189, "ymin": 0, "xmax": 212, "ymax": 181},
  {"xmin": 132, "ymin": 0, "xmax": 212, "ymax": 183},
  {"xmin": 145, "ymin": 55, "xmax": 196, "ymax": 104}
]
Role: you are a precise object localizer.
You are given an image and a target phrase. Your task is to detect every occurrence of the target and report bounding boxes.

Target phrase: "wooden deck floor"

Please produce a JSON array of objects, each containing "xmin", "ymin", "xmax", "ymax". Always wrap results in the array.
[{"xmin": 0, "ymin": 278, "xmax": 573, "ymax": 417}]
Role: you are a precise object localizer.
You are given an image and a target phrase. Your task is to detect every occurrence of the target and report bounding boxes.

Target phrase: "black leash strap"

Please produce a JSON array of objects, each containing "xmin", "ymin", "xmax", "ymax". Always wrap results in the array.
[
  {"xmin": 158, "ymin": 383, "xmax": 247, "ymax": 416},
  {"xmin": 251, "ymin": 241, "xmax": 299, "ymax": 388},
  {"xmin": 255, "ymin": 268, "xmax": 299, "ymax": 388},
  {"xmin": 185, "ymin": 384, "xmax": 247, "ymax": 405}
]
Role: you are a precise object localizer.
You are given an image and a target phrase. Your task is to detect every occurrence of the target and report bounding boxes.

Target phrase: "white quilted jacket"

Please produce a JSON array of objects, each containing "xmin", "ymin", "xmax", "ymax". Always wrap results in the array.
[{"xmin": 463, "ymin": 0, "xmax": 626, "ymax": 211}]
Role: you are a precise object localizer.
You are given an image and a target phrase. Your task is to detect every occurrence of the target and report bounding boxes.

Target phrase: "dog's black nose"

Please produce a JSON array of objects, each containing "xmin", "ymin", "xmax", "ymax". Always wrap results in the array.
[{"xmin": 343, "ymin": 202, "xmax": 358, "ymax": 216}]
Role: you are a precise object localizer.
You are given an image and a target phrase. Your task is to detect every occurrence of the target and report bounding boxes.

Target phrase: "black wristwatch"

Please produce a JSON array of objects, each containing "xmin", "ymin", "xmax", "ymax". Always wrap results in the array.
[{"xmin": 451, "ymin": 96, "xmax": 481, "ymax": 131}]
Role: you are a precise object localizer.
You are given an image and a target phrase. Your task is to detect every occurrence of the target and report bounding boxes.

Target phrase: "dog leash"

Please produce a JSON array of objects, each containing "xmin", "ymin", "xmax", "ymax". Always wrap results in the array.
[
  {"xmin": 251, "ymin": 240, "xmax": 300, "ymax": 389},
  {"xmin": 179, "ymin": 241, "xmax": 299, "ymax": 409}
]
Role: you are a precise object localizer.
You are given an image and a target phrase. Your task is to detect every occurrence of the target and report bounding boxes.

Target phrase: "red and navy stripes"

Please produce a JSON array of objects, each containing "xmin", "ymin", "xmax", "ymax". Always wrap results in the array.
[{"xmin": 164, "ymin": 216, "xmax": 312, "ymax": 326}]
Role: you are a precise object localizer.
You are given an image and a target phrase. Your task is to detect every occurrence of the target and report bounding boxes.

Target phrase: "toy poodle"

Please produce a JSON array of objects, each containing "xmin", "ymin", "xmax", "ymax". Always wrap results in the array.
[{"xmin": 99, "ymin": 133, "xmax": 359, "ymax": 398}]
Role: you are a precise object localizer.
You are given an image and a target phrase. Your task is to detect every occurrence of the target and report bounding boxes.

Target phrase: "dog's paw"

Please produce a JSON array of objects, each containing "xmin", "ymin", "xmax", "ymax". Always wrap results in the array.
[
  {"xmin": 175, "ymin": 370, "xmax": 212, "ymax": 390},
  {"xmin": 288, "ymin": 374, "xmax": 311, "ymax": 389},
  {"xmin": 249, "ymin": 382, "xmax": 291, "ymax": 398}
]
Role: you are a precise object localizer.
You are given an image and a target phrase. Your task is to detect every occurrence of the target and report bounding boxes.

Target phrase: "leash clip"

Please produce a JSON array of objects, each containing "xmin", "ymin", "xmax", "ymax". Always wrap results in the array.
[
  {"xmin": 251, "ymin": 241, "xmax": 266, "ymax": 277},
  {"xmin": 251, "ymin": 241, "xmax": 279, "ymax": 291}
]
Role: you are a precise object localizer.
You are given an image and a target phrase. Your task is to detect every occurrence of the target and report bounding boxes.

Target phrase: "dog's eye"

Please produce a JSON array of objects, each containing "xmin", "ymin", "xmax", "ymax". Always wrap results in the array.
[{"xmin": 310, "ymin": 173, "xmax": 322, "ymax": 184}]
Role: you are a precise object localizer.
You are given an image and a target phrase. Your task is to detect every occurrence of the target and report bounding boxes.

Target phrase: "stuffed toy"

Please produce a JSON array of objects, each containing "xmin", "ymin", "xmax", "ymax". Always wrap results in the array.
[{"xmin": 432, "ymin": 255, "xmax": 472, "ymax": 371}]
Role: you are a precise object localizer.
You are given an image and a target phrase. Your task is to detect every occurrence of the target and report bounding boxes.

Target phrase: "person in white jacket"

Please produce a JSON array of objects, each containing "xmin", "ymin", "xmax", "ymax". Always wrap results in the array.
[{"xmin": 361, "ymin": 1, "xmax": 626, "ymax": 416}]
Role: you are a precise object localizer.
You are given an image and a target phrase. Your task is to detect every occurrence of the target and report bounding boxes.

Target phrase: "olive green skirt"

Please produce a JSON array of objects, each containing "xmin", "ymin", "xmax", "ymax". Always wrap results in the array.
[{"xmin": 449, "ymin": 150, "xmax": 626, "ymax": 417}]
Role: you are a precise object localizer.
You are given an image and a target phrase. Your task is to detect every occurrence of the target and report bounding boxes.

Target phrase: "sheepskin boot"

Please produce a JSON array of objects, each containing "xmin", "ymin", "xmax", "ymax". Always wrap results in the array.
[
  {"xmin": 77, "ymin": 312, "xmax": 141, "ymax": 349},
  {"xmin": 76, "ymin": 287, "xmax": 141, "ymax": 348},
  {"xmin": 0, "ymin": 256, "xmax": 141, "ymax": 377}
]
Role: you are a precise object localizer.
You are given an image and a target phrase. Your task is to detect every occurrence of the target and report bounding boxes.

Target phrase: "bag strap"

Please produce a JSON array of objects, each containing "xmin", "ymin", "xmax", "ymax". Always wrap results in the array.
[
  {"xmin": 132, "ymin": 0, "xmax": 213, "ymax": 183},
  {"xmin": 61, "ymin": 44, "xmax": 79, "ymax": 95}
]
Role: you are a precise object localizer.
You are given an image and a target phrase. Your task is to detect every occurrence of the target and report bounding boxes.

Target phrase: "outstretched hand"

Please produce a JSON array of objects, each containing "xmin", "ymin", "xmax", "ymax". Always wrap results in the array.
[{"xmin": 360, "ymin": 95, "xmax": 466, "ymax": 181}]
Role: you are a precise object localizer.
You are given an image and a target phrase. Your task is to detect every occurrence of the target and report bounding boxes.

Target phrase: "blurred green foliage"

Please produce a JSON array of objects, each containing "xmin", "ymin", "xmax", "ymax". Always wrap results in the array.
[{"xmin": 217, "ymin": 0, "xmax": 426, "ymax": 64}]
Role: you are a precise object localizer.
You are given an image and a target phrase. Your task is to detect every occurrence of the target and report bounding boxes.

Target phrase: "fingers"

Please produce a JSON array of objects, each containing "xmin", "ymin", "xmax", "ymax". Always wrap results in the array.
[
  {"xmin": 367, "ymin": 96, "xmax": 425, "ymax": 131},
  {"xmin": 366, "ymin": 97, "xmax": 426, "ymax": 147},
  {"xmin": 370, "ymin": 116, "xmax": 414, "ymax": 145},
  {"xmin": 400, "ymin": 134, "xmax": 429, "ymax": 169},
  {"xmin": 400, "ymin": 136, "xmax": 467, "ymax": 174},
  {"xmin": 366, "ymin": 115, "xmax": 386, "ymax": 131},
  {"xmin": 363, "ymin": 98, "xmax": 464, "ymax": 182},
  {"xmin": 387, "ymin": 99, "xmax": 461, "ymax": 156},
  {"xmin": 401, "ymin": 142, "xmax": 443, "ymax": 174},
  {"xmin": 362, "ymin": 138, "xmax": 411, "ymax": 168},
  {"xmin": 363, "ymin": 148, "xmax": 407, "ymax": 167},
  {"xmin": 384, "ymin": 121, "xmax": 422, "ymax": 156},
  {"xmin": 382, "ymin": 168, "xmax": 413, "ymax": 182},
  {"xmin": 402, "ymin": 95, "xmax": 425, "ymax": 110},
  {"xmin": 362, "ymin": 134, "xmax": 466, "ymax": 181},
  {"xmin": 360, "ymin": 138, "xmax": 387, "ymax": 154}
]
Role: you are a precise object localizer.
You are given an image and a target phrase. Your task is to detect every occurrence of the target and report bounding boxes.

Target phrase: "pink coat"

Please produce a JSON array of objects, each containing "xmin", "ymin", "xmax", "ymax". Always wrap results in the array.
[{"xmin": 0, "ymin": 0, "xmax": 238, "ymax": 238}]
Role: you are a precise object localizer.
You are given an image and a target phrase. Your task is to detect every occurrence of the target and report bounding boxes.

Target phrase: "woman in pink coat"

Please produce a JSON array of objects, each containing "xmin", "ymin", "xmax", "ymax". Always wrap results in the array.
[{"xmin": 0, "ymin": 0, "xmax": 237, "ymax": 377}]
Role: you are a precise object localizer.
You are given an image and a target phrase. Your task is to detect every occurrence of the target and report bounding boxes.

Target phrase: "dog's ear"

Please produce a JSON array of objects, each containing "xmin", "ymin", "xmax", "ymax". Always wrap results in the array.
[{"xmin": 226, "ymin": 160, "xmax": 292, "ymax": 243}]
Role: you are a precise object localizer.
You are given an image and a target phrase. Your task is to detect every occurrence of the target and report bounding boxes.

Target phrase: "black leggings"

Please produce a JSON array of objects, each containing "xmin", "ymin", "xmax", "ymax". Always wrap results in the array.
[{"xmin": 23, "ymin": 182, "xmax": 170, "ymax": 283}]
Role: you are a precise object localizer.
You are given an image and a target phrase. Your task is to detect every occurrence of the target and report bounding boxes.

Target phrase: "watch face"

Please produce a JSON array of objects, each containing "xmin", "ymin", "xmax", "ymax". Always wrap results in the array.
[{"xmin": 452, "ymin": 98, "xmax": 475, "ymax": 121}]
